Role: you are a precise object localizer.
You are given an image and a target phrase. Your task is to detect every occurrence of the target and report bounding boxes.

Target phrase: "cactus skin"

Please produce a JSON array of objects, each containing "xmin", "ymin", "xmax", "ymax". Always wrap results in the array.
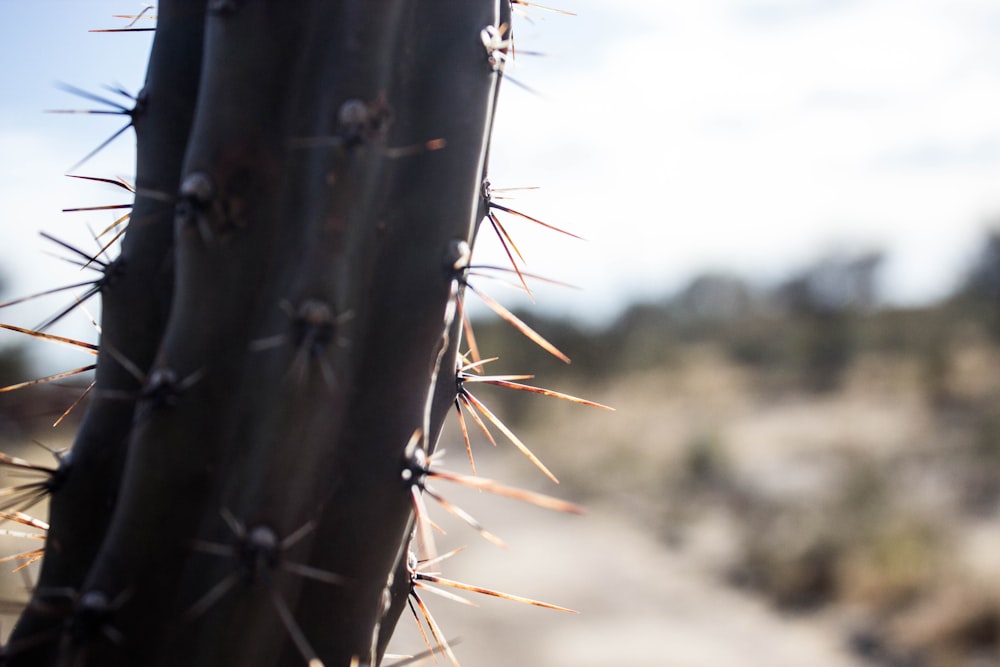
[
  {"xmin": 6, "ymin": 1, "xmax": 510, "ymax": 665},
  {"xmin": 6, "ymin": 4, "xmax": 207, "ymax": 662}
]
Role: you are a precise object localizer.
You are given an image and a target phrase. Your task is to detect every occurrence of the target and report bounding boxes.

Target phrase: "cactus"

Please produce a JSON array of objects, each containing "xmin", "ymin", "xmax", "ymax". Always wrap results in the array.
[{"xmin": 0, "ymin": 2, "xmax": 609, "ymax": 666}]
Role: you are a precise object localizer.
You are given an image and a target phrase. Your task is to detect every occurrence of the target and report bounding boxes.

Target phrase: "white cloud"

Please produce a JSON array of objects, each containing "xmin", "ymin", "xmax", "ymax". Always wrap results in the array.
[
  {"xmin": 480, "ymin": 0, "xmax": 1000, "ymax": 320},
  {"xmin": 4, "ymin": 1, "xmax": 1000, "ymax": 328}
]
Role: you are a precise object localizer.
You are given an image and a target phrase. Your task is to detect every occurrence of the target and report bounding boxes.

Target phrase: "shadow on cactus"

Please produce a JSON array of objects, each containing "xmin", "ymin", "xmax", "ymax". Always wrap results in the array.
[{"xmin": 0, "ymin": 2, "xmax": 610, "ymax": 666}]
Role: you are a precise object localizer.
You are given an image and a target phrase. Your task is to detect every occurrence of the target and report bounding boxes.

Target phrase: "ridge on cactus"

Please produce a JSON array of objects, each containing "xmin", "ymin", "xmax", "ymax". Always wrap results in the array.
[{"xmin": 0, "ymin": 3, "xmax": 608, "ymax": 666}]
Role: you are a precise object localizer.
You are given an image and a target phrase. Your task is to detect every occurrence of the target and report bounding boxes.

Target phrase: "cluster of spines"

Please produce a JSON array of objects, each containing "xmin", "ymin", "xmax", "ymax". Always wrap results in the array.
[{"xmin": 0, "ymin": 2, "xmax": 608, "ymax": 666}]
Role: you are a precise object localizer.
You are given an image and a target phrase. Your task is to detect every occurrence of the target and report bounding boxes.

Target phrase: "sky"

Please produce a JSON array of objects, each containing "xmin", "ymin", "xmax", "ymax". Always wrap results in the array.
[{"xmin": 1, "ymin": 0, "xmax": 1000, "ymax": 348}]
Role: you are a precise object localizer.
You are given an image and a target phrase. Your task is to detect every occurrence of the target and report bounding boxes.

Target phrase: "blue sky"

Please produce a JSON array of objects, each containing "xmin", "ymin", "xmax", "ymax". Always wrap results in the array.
[
  {"xmin": 0, "ymin": 1, "xmax": 151, "ymax": 356},
  {"xmin": 2, "ymin": 0, "xmax": 1000, "ymax": 341}
]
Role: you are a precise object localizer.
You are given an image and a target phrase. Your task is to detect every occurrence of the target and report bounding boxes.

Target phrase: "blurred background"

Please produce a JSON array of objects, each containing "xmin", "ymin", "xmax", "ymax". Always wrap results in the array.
[{"xmin": 2, "ymin": 2, "xmax": 1000, "ymax": 666}]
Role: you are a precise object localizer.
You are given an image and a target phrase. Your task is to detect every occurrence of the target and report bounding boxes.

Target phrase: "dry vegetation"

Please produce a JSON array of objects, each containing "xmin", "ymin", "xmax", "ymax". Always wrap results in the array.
[
  {"xmin": 3, "ymin": 238, "xmax": 1000, "ymax": 665},
  {"xmin": 456, "ymin": 240, "xmax": 1000, "ymax": 667}
]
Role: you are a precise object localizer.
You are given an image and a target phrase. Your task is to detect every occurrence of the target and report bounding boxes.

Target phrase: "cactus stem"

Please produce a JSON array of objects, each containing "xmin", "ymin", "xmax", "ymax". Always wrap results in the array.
[
  {"xmin": 139, "ymin": 365, "xmax": 204, "ymax": 410},
  {"xmin": 9, "ymin": 587, "xmax": 131, "ymax": 663},
  {"xmin": 1, "ymin": 623, "xmax": 61, "ymax": 661},
  {"xmin": 207, "ymin": 0, "xmax": 239, "ymax": 17},
  {"xmin": 184, "ymin": 511, "xmax": 346, "ymax": 665},
  {"xmin": 68, "ymin": 589, "xmax": 126, "ymax": 648},
  {"xmin": 249, "ymin": 300, "xmax": 353, "ymax": 388},
  {"xmin": 1, "ymin": 1, "xmax": 589, "ymax": 661},
  {"xmin": 286, "ymin": 299, "xmax": 351, "ymax": 387},
  {"xmin": 188, "ymin": 510, "xmax": 350, "ymax": 597},
  {"xmin": 95, "ymin": 343, "xmax": 203, "ymax": 414},
  {"xmin": 269, "ymin": 587, "xmax": 325, "ymax": 667},
  {"xmin": 180, "ymin": 573, "xmax": 238, "ymax": 623},
  {"xmin": 175, "ymin": 171, "xmax": 218, "ymax": 244}
]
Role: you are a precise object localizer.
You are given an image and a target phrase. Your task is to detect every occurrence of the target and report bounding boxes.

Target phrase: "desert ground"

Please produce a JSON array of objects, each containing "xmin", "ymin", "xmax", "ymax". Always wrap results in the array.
[{"xmin": 3, "ymin": 306, "xmax": 1000, "ymax": 667}]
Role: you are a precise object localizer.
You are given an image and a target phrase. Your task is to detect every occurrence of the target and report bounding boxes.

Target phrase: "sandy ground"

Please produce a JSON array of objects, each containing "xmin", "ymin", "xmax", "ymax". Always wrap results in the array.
[
  {"xmin": 7, "ymin": 347, "xmax": 994, "ymax": 665},
  {"xmin": 386, "ymin": 455, "xmax": 868, "ymax": 667},
  {"xmin": 0, "ymin": 454, "xmax": 872, "ymax": 667}
]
